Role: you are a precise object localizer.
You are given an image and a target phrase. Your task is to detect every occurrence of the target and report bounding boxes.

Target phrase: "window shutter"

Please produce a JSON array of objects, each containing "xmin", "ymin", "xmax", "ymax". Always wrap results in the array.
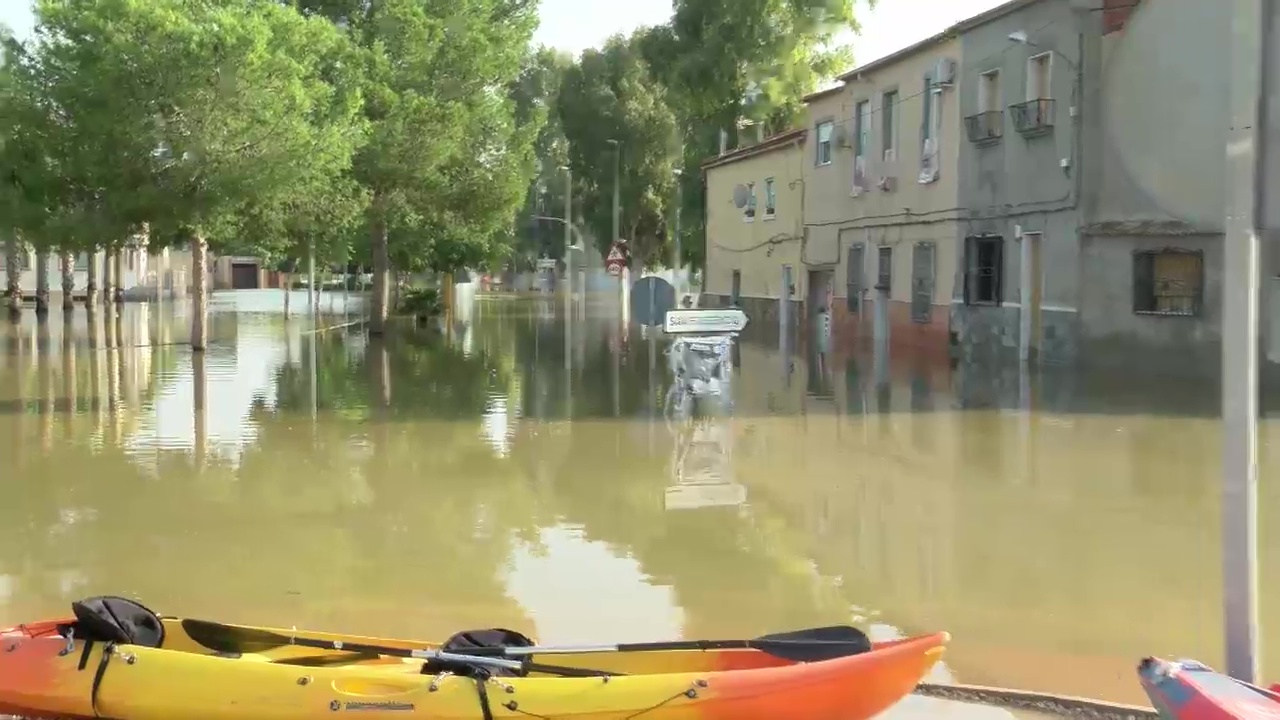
[{"xmin": 992, "ymin": 237, "xmax": 1004, "ymax": 303}]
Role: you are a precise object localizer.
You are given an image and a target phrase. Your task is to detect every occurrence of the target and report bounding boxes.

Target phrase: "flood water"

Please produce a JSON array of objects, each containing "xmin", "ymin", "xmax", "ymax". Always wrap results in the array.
[{"xmin": 0, "ymin": 290, "xmax": 1274, "ymax": 709}]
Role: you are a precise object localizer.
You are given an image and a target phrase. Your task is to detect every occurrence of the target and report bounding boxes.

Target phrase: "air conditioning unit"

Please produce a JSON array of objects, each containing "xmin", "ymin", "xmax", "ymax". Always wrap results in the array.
[
  {"xmin": 832, "ymin": 124, "xmax": 850, "ymax": 148},
  {"xmin": 883, "ymin": 148, "xmax": 897, "ymax": 164},
  {"xmin": 933, "ymin": 57, "xmax": 957, "ymax": 86}
]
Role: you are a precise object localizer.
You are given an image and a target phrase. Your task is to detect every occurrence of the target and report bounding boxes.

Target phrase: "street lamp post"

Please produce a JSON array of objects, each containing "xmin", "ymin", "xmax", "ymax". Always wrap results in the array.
[
  {"xmin": 559, "ymin": 165, "xmax": 573, "ymax": 372},
  {"xmin": 673, "ymin": 167, "xmax": 684, "ymax": 299}
]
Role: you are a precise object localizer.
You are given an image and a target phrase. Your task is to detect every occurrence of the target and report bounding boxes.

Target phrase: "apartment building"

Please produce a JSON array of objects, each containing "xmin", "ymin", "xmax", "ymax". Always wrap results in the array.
[
  {"xmin": 806, "ymin": 32, "xmax": 965, "ymax": 359},
  {"xmin": 701, "ymin": 129, "xmax": 807, "ymax": 345}
]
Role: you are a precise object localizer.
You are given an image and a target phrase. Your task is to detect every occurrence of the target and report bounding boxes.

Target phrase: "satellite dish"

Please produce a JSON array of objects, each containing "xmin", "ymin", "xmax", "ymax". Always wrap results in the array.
[{"xmin": 732, "ymin": 184, "xmax": 750, "ymax": 209}]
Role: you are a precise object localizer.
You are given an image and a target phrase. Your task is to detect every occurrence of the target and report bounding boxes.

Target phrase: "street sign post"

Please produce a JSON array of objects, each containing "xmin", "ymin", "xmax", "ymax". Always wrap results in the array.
[
  {"xmin": 663, "ymin": 308, "xmax": 749, "ymax": 335},
  {"xmin": 631, "ymin": 275, "xmax": 676, "ymax": 327}
]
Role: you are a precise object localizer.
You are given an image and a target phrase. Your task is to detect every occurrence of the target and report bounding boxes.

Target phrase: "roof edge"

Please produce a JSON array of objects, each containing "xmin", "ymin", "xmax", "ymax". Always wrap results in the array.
[
  {"xmin": 701, "ymin": 129, "xmax": 807, "ymax": 172},
  {"xmin": 832, "ymin": 0, "xmax": 1047, "ymax": 84}
]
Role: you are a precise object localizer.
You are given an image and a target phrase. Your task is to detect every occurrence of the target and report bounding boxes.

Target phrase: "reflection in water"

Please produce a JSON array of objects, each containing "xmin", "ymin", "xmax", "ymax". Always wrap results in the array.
[{"xmin": 0, "ymin": 295, "xmax": 1271, "ymax": 710}]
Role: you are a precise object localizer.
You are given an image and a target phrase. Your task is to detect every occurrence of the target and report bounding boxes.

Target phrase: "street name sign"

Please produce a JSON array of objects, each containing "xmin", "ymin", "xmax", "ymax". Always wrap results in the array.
[{"xmin": 663, "ymin": 308, "xmax": 749, "ymax": 334}]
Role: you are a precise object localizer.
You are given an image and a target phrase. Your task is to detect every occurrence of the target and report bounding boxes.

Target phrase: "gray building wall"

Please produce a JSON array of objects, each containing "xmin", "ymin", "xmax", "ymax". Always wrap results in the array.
[
  {"xmin": 951, "ymin": 0, "xmax": 1098, "ymax": 365},
  {"xmin": 1077, "ymin": 0, "xmax": 1233, "ymax": 376}
]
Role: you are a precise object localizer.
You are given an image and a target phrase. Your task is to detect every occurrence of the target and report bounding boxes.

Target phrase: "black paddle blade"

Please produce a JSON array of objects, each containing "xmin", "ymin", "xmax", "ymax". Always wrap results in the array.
[
  {"xmin": 182, "ymin": 618, "xmax": 294, "ymax": 655},
  {"xmin": 753, "ymin": 625, "xmax": 872, "ymax": 662}
]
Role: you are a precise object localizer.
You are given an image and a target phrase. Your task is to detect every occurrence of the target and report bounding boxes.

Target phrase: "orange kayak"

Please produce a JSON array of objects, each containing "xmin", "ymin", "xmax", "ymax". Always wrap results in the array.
[{"xmin": 0, "ymin": 596, "xmax": 949, "ymax": 720}]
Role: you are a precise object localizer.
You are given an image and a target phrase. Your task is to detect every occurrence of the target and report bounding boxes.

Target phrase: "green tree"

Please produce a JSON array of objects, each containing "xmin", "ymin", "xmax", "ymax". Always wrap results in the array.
[
  {"xmin": 298, "ymin": 0, "xmax": 541, "ymax": 335},
  {"xmin": 21, "ymin": 0, "xmax": 367, "ymax": 349},
  {"xmin": 505, "ymin": 47, "xmax": 574, "ymax": 272},
  {"xmin": 557, "ymin": 32, "xmax": 681, "ymax": 270}
]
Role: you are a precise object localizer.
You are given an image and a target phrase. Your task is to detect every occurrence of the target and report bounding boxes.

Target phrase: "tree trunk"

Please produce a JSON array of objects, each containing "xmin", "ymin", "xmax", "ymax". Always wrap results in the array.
[
  {"xmin": 85, "ymin": 250, "xmax": 98, "ymax": 307},
  {"xmin": 60, "ymin": 252, "xmax": 75, "ymax": 311},
  {"xmin": 5, "ymin": 236, "xmax": 21, "ymax": 313},
  {"xmin": 370, "ymin": 202, "xmax": 390, "ymax": 335},
  {"xmin": 283, "ymin": 272, "xmax": 291, "ymax": 317},
  {"xmin": 101, "ymin": 250, "xmax": 113, "ymax": 305},
  {"xmin": 34, "ymin": 252, "xmax": 50, "ymax": 316},
  {"xmin": 112, "ymin": 250, "xmax": 124, "ymax": 303},
  {"xmin": 191, "ymin": 234, "xmax": 208, "ymax": 351}
]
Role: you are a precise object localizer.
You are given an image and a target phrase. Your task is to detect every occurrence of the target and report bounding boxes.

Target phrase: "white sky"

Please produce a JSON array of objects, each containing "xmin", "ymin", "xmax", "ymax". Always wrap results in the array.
[{"xmin": 2, "ymin": 0, "xmax": 1009, "ymax": 69}]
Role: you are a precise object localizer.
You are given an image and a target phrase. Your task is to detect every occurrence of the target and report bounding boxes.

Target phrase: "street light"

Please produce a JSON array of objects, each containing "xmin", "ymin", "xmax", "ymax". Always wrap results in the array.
[
  {"xmin": 673, "ymin": 167, "xmax": 684, "ymax": 298},
  {"xmin": 606, "ymin": 140, "xmax": 620, "ymax": 250}
]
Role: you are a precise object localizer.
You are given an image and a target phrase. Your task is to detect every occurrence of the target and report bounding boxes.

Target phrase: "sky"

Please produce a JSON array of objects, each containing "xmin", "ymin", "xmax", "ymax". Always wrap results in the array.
[{"xmin": 2, "ymin": 0, "xmax": 1008, "ymax": 70}]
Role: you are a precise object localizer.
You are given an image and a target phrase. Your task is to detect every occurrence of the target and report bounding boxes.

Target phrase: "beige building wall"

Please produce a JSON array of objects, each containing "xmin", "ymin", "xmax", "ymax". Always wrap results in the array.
[
  {"xmin": 800, "ymin": 33, "xmax": 965, "ymax": 356},
  {"xmin": 807, "ymin": 35, "xmax": 964, "ymax": 307},
  {"xmin": 702, "ymin": 130, "xmax": 807, "ymax": 307}
]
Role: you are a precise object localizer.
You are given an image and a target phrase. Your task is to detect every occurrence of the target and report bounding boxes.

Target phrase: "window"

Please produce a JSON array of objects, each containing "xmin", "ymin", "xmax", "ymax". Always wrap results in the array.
[
  {"xmin": 911, "ymin": 242, "xmax": 935, "ymax": 323},
  {"xmin": 854, "ymin": 100, "xmax": 870, "ymax": 158},
  {"xmin": 846, "ymin": 242, "xmax": 865, "ymax": 313},
  {"xmin": 876, "ymin": 246, "xmax": 892, "ymax": 293},
  {"xmin": 815, "ymin": 120, "xmax": 834, "ymax": 165},
  {"xmin": 966, "ymin": 69, "xmax": 1004, "ymax": 143},
  {"xmin": 963, "ymin": 235, "xmax": 1003, "ymax": 305},
  {"xmin": 882, "ymin": 90, "xmax": 898, "ymax": 157},
  {"xmin": 853, "ymin": 101, "xmax": 870, "ymax": 192},
  {"xmin": 979, "ymin": 69, "xmax": 1001, "ymax": 113},
  {"xmin": 744, "ymin": 181, "xmax": 756, "ymax": 221},
  {"xmin": 1026, "ymin": 52, "xmax": 1052, "ymax": 101},
  {"xmin": 919, "ymin": 74, "xmax": 942, "ymax": 183},
  {"xmin": 730, "ymin": 270, "xmax": 742, "ymax": 306},
  {"xmin": 764, "ymin": 177, "xmax": 776, "ymax": 218},
  {"xmin": 1133, "ymin": 249, "xmax": 1203, "ymax": 316}
]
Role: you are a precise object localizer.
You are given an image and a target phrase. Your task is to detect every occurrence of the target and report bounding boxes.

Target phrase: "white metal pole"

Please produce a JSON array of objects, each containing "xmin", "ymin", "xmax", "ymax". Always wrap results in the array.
[{"xmin": 1221, "ymin": 0, "xmax": 1271, "ymax": 683}]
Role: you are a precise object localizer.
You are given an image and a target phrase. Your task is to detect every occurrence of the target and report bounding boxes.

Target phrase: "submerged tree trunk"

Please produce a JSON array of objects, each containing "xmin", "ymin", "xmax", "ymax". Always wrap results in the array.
[
  {"xmin": 85, "ymin": 250, "xmax": 98, "ymax": 307},
  {"xmin": 60, "ymin": 252, "xmax": 75, "ymax": 311},
  {"xmin": 34, "ymin": 252, "xmax": 50, "ymax": 316},
  {"xmin": 191, "ymin": 234, "xmax": 208, "ymax": 351},
  {"xmin": 112, "ymin": 249, "xmax": 124, "ymax": 303},
  {"xmin": 370, "ymin": 202, "xmax": 390, "ymax": 335},
  {"xmin": 100, "ymin": 250, "xmax": 113, "ymax": 306},
  {"xmin": 5, "ymin": 236, "xmax": 21, "ymax": 313}
]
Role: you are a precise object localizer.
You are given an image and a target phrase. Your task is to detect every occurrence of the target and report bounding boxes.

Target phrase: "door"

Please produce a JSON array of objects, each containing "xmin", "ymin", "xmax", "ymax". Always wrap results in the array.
[
  {"xmin": 230, "ymin": 262, "xmax": 259, "ymax": 289},
  {"xmin": 1020, "ymin": 232, "xmax": 1043, "ymax": 360}
]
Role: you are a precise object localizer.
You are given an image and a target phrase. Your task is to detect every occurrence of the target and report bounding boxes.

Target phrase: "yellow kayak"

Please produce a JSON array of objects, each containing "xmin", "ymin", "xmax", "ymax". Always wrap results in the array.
[{"xmin": 0, "ymin": 596, "xmax": 948, "ymax": 720}]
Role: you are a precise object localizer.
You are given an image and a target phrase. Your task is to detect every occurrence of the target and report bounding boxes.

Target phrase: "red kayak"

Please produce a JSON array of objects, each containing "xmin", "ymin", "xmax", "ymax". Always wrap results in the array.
[{"xmin": 1138, "ymin": 657, "xmax": 1280, "ymax": 719}]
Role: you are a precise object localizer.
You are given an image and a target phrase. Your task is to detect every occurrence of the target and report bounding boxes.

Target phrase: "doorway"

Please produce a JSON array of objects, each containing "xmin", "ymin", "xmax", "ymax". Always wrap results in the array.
[
  {"xmin": 231, "ymin": 262, "xmax": 260, "ymax": 289},
  {"xmin": 807, "ymin": 267, "xmax": 834, "ymax": 351},
  {"xmin": 1019, "ymin": 231, "xmax": 1043, "ymax": 361}
]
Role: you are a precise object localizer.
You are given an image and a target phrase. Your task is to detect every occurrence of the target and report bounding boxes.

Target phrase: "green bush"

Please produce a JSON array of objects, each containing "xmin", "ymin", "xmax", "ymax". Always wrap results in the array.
[{"xmin": 398, "ymin": 287, "xmax": 443, "ymax": 319}]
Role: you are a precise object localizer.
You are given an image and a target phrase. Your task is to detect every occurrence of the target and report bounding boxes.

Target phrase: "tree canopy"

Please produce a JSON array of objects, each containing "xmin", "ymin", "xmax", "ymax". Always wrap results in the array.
[{"xmin": 505, "ymin": 0, "xmax": 865, "ymax": 273}]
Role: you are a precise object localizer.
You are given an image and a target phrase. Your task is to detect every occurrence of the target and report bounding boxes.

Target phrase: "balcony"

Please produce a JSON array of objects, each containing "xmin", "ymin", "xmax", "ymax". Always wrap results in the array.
[
  {"xmin": 964, "ymin": 111, "xmax": 1004, "ymax": 146},
  {"xmin": 1009, "ymin": 98, "xmax": 1055, "ymax": 137}
]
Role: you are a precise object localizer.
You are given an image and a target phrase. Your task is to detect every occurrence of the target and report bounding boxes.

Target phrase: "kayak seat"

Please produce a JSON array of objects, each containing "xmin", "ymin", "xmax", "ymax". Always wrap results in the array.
[
  {"xmin": 69, "ymin": 595, "xmax": 166, "ymax": 648},
  {"xmin": 420, "ymin": 627, "xmax": 536, "ymax": 679}
]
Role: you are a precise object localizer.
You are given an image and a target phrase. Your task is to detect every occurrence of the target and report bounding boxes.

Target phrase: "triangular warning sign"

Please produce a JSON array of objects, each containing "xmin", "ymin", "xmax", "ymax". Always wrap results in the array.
[{"xmin": 606, "ymin": 246, "xmax": 625, "ymax": 263}]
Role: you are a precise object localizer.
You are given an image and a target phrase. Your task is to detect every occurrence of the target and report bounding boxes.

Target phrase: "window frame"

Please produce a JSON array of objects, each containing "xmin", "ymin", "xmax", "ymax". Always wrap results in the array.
[
  {"xmin": 881, "ymin": 89, "xmax": 899, "ymax": 158},
  {"xmin": 963, "ymin": 235, "xmax": 1004, "ymax": 307},
  {"xmin": 1132, "ymin": 248, "xmax": 1204, "ymax": 317},
  {"xmin": 1025, "ymin": 51, "xmax": 1053, "ymax": 102},
  {"xmin": 763, "ymin": 177, "xmax": 776, "ymax": 219},
  {"xmin": 815, "ymin": 119, "xmax": 835, "ymax": 166}
]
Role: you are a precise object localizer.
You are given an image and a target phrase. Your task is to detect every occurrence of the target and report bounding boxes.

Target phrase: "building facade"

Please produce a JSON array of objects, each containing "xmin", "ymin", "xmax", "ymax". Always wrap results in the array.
[
  {"xmin": 701, "ymin": 129, "xmax": 807, "ymax": 345},
  {"xmin": 702, "ymin": 0, "xmax": 1252, "ymax": 375},
  {"xmin": 950, "ymin": 0, "xmax": 1099, "ymax": 365},
  {"xmin": 1076, "ymin": 0, "xmax": 1234, "ymax": 374},
  {"xmin": 808, "ymin": 32, "xmax": 965, "ymax": 360}
]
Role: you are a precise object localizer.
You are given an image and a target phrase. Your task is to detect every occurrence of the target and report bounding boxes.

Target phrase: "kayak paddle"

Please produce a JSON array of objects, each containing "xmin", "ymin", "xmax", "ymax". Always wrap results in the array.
[
  {"xmin": 184, "ymin": 619, "xmax": 870, "ymax": 666},
  {"xmin": 180, "ymin": 619, "xmax": 619, "ymax": 678}
]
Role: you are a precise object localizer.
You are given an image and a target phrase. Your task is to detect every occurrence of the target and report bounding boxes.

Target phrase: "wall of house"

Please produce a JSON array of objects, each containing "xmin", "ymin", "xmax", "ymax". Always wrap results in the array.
[
  {"xmin": 1075, "ymin": 0, "xmax": 1234, "ymax": 375},
  {"xmin": 1079, "ymin": 232, "xmax": 1223, "ymax": 376},
  {"xmin": 951, "ymin": 0, "xmax": 1096, "ymax": 365},
  {"xmin": 804, "ymin": 37, "xmax": 965, "ymax": 358},
  {"xmin": 4, "ymin": 247, "xmax": 192, "ymax": 300},
  {"xmin": 703, "ymin": 137, "xmax": 807, "ymax": 334}
]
